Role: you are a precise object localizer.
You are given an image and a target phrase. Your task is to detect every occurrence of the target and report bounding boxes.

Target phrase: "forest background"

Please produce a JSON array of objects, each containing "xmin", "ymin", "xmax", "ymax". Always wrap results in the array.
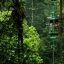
[{"xmin": 0, "ymin": 0, "xmax": 64, "ymax": 64}]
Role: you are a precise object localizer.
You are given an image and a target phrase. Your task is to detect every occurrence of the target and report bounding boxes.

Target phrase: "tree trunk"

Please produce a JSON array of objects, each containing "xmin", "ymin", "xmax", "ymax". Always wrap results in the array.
[{"xmin": 12, "ymin": 0, "xmax": 25, "ymax": 64}]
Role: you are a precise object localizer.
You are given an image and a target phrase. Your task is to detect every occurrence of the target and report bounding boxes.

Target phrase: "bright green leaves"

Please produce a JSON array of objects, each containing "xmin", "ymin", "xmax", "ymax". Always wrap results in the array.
[
  {"xmin": 0, "ymin": 11, "xmax": 43, "ymax": 64},
  {"xmin": 23, "ymin": 19, "xmax": 43, "ymax": 64},
  {"xmin": 0, "ymin": 11, "xmax": 12, "ymax": 22},
  {"xmin": 23, "ymin": 19, "xmax": 40, "ymax": 51}
]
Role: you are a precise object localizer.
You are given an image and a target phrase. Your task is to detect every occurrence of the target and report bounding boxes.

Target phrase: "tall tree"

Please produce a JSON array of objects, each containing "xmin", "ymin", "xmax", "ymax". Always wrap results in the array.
[{"xmin": 12, "ymin": 0, "xmax": 25, "ymax": 63}]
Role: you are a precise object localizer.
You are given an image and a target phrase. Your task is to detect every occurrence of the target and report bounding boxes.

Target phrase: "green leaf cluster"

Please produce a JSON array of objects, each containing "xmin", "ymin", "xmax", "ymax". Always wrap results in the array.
[{"xmin": 0, "ymin": 11, "xmax": 43, "ymax": 64}]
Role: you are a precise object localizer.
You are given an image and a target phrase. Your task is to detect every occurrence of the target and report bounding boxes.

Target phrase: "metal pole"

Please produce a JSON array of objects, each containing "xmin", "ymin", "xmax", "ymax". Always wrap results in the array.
[
  {"xmin": 60, "ymin": 0, "xmax": 63, "ymax": 63},
  {"xmin": 31, "ymin": 0, "xmax": 34, "ymax": 25},
  {"xmin": 60, "ymin": 0, "xmax": 62, "ymax": 21},
  {"xmin": 52, "ymin": 39, "xmax": 54, "ymax": 64}
]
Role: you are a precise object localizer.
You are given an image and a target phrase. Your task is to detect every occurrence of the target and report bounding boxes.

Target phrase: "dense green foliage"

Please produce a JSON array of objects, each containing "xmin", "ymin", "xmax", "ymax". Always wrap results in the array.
[
  {"xmin": 0, "ymin": 0, "xmax": 64, "ymax": 64},
  {"xmin": 0, "ymin": 11, "xmax": 43, "ymax": 64}
]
